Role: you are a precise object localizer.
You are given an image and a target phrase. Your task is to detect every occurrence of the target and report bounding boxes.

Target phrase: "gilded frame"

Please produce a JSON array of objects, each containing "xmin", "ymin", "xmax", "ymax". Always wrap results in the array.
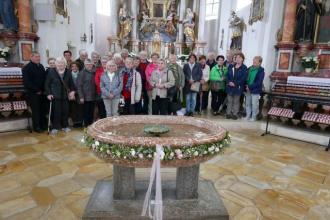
[{"xmin": 249, "ymin": 0, "xmax": 264, "ymax": 25}]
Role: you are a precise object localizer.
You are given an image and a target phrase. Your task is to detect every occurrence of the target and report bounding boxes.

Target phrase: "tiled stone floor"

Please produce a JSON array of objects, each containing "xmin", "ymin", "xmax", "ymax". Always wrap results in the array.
[{"xmin": 0, "ymin": 116, "xmax": 330, "ymax": 220}]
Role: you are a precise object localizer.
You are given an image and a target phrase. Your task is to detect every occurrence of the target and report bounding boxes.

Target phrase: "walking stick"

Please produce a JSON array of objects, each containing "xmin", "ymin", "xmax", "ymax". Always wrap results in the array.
[{"xmin": 47, "ymin": 100, "xmax": 52, "ymax": 134}]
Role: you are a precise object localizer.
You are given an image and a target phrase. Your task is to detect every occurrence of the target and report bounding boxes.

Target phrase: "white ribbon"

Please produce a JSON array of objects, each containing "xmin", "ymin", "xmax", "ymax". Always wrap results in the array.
[{"xmin": 141, "ymin": 144, "xmax": 163, "ymax": 220}]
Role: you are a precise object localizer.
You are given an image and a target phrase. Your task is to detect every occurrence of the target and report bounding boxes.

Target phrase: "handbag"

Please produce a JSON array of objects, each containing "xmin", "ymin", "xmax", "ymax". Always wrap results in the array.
[
  {"xmin": 190, "ymin": 81, "xmax": 201, "ymax": 92},
  {"xmin": 169, "ymin": 91, "xmax": 182, "ymax": 113},
  {"xmin": 210, "ymin": 81, "xmax": 222, "ymax": 91},
  {"xmin": 202, "ymin": 82, "xmax": 209, "ymax": 91},
  {"xmin": 166, "ymin": 70, "xmax": 177, "ymax": 98}
]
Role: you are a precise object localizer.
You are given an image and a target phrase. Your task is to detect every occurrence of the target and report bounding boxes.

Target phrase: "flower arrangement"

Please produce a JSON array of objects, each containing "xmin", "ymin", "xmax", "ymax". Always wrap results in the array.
[
  {"xmin": 0, "ymin": 47, "xmax": 10, "ymax": 59},
  {"xmin": 301, "ymin": 56, "xmax": 318, "ymax": 70},
  {"xmin": 81, "ymin": 131, "xmax": 231, "ymax": 161}
]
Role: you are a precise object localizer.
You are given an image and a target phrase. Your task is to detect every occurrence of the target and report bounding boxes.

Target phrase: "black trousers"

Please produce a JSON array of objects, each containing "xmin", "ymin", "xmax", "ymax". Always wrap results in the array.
[
  {"xmin": 52, "ymin": 99, "xmax": 69, "ymax": 130},
  {"xmin": 141, "ymin": 89, "xmax": 149, "ymax": 114},
  {"xmin": 96, "ymin": 99, "xmax": 106, "ymax": 119},
  {"xmin": 69, "ymin": 100, "xmax": 83, "ymax": 126},
  {"xmin": 195, "ymin": 91, "xmax": 209, "ymax": 111},
  {"xmin": 152, "ymin": 96, "xmax": 169, "ymax": 115},
  {"xmin": 83, "ymin": 101, "xmax": 95, "ymax": 126},
  {"xmin": 211, "ymin": 90, "xmax": 226, "ymax": 112},
  {"xmin": 123, "ymin": 98, "xmax": 136, "ymax": 115},
  {"xmin": 27, "ymin": 93, "xmax": 47, "ymax": 131}
]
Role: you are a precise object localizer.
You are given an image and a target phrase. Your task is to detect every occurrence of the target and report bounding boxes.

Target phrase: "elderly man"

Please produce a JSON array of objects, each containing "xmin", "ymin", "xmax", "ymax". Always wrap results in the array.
[
  {"xmin": 22, "ymin": 51, "xmax": 47, "ymax": 133},
  {"xmin": 77, "ymin": 59, "xmax": 96, "ymax": 126},
  {"xmin": 76, "ymin": 49, "xmax": 88, "ymax": 71}
]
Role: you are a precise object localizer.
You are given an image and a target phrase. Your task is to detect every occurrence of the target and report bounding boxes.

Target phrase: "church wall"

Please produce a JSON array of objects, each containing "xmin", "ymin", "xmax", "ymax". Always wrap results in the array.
[
  {"xmin": 218, "ymin": 0, "xmax": 285, "ymax": 91},
  {"xmin": 32, "ymin": 0, "xmax": 98, "ymax": 65}
]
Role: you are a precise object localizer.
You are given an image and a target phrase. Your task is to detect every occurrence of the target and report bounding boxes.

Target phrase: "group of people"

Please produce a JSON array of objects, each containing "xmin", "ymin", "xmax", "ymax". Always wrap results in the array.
[{"xmin": 22, "ymin": 48, "xmax": 265, "ymax": 135}]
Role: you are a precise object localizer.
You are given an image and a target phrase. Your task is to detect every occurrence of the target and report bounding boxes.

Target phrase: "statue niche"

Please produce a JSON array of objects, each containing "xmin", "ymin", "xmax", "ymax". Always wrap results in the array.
[{"xmin": 118, "ymin": 4, "xmax": 134, "ymax": 47}]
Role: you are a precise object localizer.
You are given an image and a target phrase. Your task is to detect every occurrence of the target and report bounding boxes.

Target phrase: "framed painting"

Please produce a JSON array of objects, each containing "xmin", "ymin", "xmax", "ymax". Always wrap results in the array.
[
  {"xmin": 18, "ymin": 41, "xmax": 34, "ymax": 64},
  {"xmin": 249, "ymin": 0, "xmax": 264, "ymax": 25},
  {"xmin": 55, "ymin": 0, "xmax": 67, "ymax": 17}
]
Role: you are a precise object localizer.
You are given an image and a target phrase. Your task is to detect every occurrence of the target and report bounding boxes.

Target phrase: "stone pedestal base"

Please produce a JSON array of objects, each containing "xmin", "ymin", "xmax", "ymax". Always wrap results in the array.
[{"xmin": 83, "ymin": 180, "xmax": 229, "ymax": 220}]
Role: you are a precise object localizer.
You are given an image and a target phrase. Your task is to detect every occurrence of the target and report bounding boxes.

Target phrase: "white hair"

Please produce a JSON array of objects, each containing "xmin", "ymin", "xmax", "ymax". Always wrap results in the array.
[
  {"xmin": 55, "ymin": 56, "xmax": 67, "ymax": 66},
  {"xmin": 113, "ymin": 53, "xmax": 122, "ymax": 60},
  {"xmin": 139, "ymin": 50, "xmax": 148, "ymax": 58},
  {"xmin": 91, "ymin": 51, "xmax": 100, "ymax": 57},
  {"xmin": 106, "ymin": 60, "xmax": 117, "ymax": 67},
  {"xmin": 101, "ymin": 55, "xmax": 109, "ymax": 62}
]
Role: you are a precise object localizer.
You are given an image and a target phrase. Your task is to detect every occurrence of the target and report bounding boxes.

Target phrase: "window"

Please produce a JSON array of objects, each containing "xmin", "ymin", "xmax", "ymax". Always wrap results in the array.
[
  {"xmin": 236, "ymin": 0, "xmax": 252, "ymax": 11},
  {"xmin": 206, "ymin": 0, "xmax": 220, "ymax": 20},
  {"xmin": 97, "ymin": 0, "xmax": 110, "ymax": 16}
]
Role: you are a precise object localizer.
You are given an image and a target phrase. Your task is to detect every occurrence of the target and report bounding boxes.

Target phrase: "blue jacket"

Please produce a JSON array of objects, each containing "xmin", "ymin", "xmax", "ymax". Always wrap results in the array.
[
  {"xmin": 100, "ymin": 71, "xmax": 123, "ymax": 99},
  {"xmin": 183, "ymin": 62, "xmax": 203, "ymax": 93},
  {"xmin": 226, "ymin": 64, "xmax": 248, "ymax": 95},
  {"xmin": 246, "ymin": 66, "xmax": 265, "ymax": 94}
]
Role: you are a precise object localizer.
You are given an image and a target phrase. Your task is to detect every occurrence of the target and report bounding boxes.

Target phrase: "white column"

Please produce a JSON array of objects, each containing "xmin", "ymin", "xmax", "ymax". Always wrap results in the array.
[
  {"xmin": 131, "ymin": 0, "xmax": 138, "ymax": 40},
  {"xmin": 197, "ymin": 0, "xmax": 205, "ymax": 41},
  {"xmin": 109, "ymin": 0, "xmax": 118, "ymax": 37},
  {"xmin": 178, "ymin": 0, "xmax": 186, "ymax": 42}
]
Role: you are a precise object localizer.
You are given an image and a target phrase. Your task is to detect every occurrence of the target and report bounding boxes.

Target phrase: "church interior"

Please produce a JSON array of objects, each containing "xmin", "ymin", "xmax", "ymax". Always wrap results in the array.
[{"xmin": 0, "ymin": 0, "xmax": 330, "ymax": 219}]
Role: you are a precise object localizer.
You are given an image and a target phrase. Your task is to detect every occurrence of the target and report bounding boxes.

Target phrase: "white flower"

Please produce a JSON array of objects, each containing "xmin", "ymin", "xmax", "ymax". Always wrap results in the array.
[
  {"xmin": 219, "ymin": 144, "xmax": 223, "ymax": 148},
  {"xmin": 80, "ymin": 138, "xmax": 85, "ymax": 143},
  {"xmin": 193, "ymin": 151, "xmax": 199, "ymax": 156},
  {"xmin": 208, "ymin": 146, "xmax": 215, "ymax": 152},
  {"xmin": 130, "ymin": 149, "xmax": 136, "ymax": 156},
  {"xmin": 94, "ymin": 141, "xmax": 100, "ymax": 146},
  {"xmin": 203, "ymin": 151, "xmax": 208, "ymax": 154},
  {"xmin": 138, "ymin": 153, "xmax": 144, "ymax": 159},
  {"xmin": 124, "ymin": 156, "xmax": 127, "ymax": 159},
  {"xmin": 147, "ymin": 154, "xmax": 152, "ymax": 158},
  {"xmin": 177, "ymin": 154, "xmax": 183, "ymax": 159},
  {"xmin": 170, "ymin": 152, "xmax": 175, "ymax": 157},
  {"xmin": 92, "ymin": 144, "xmax": 96, "ymax": 149},
  {"xmin": 106, "ymin": 150, "xmax": 111, "ymax": 155},
  {"xmin": 175, "ymin": 149, "xmax": 182, "ymax": 155},
  {"xmin": 215, "ymin": 147, "xmax": 219, "ymax": 152}
]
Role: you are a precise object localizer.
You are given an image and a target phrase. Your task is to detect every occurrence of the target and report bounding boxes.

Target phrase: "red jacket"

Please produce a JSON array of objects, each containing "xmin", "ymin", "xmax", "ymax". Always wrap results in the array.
[{"xmin": 95, "ymin": 67, "xmax": 104, "ymax": 95}]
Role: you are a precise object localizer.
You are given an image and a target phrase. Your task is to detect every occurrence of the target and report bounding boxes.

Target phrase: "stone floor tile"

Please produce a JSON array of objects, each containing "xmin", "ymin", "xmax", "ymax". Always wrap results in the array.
[
  {"xmin": 49, "ymin": 179, "xmax": 82, "ymax": 198},
  {"xmin": 0, "ymin": 195, "xmax": 37, "ymax": 218},
  {"xmin": 31, "ymin": 187, "xmax": 56, "ymax": 206}
]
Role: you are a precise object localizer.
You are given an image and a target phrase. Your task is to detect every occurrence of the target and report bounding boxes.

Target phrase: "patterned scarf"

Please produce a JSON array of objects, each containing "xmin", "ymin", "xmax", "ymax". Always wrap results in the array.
[{"xmin": 125, "ymin": 68, "xmax": 134, "ymax": 90}]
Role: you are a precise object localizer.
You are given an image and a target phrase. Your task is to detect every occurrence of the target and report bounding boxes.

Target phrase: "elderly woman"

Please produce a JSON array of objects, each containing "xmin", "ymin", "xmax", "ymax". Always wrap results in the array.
[
  {"xmin": 145, "ymin": 52, "xmax": 159, "ymax": 114},
  {"xmin": 120, "ymin": 57, "xmax": 142, "ymax": 115},
  {"xmin": 100, "ymin": 60, "xmax": 123, "ymax": 117},
  {"xmin": 244, "ymin": 56, "xmax": 265, "ymax": 121},
  {"xmin": 195, "ymin": 55, "xmax": 210, "ymax": 113},
  {"xmin": 77, "ymin": 58, "xmax": 96, "ymax": 126},
  {"xmin": 45, "ymin": 57, "xmax": 75, "ymax": 135},
  {"xmin": 94, "ymin": 55, "xmax": 109, "ymax": 119},
  {"xmin": 137, "ymin": 51, "xmax": 149, "ymax": 114},
  {"xmin": 69, "ymin": 62, "xmax": 83, "ymax": 127},
  {"xmin": 91, "ymin": 51, "xmax": 101, "ymax": 68},
  {"xmin": 150, "ymin": 59, "xmax": 175, "ymax": 115}
]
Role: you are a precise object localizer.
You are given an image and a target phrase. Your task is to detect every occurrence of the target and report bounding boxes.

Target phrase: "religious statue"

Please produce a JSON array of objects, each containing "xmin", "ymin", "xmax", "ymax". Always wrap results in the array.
[
  {"xmin": 295, "ymin": 0, "xmax": 322, "ymax": 42},
  {"xmin": 183, "ymin": 8, "xmax": 195, "ymax": 46},
  {"xmin": 165, "ymin": 12, "xmax": 177, "ymax": 35},
  {"xmin": 118, "ymin": 4, "xmax": 133, "ymax": 46},
  {"xmin": 152, "ymin": 30, "xmax": 161, "ymax": 54},
  {"xmin": 229, "ymin": 11, "xmax": 246, "ymax": 50},
  {"xmin": 0, "ymin": 0, "xmax": 18, "ymax": 31},
  {"xmin": 140, "ymin": 11, "xmax": 151, "ymax": 33}
]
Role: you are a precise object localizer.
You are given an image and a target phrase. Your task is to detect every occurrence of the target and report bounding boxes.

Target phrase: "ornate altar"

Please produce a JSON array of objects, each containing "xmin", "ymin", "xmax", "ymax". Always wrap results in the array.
[{"xmin": 109, "ymin": 0, "xmax": 205, "ymax": 57}]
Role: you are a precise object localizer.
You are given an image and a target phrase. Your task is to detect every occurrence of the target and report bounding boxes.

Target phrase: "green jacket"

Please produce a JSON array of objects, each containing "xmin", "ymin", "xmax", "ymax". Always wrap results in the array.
[{"xmin": 209, "ymin": 65, "xmax": 227, "ymax": 90}]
